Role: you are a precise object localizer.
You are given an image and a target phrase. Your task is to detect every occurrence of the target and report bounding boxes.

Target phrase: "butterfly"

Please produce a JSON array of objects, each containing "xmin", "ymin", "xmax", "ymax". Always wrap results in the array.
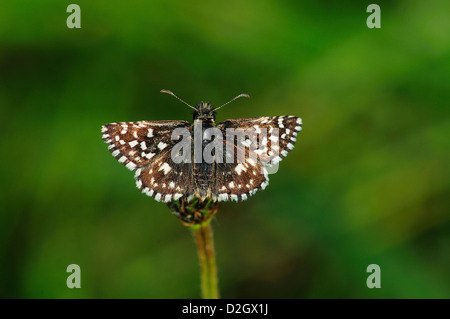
[{"xmin": 101, "ymin": 90, "xmax": 302, "ymax": 203}]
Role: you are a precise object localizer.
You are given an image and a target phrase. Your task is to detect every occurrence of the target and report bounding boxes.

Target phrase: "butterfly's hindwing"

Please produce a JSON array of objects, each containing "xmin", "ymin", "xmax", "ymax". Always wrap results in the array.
[
  {"xmin": 212, "ymin": 137, "xmax": 269, "ymax": 202},
  {"xmin": 135, "ymin": 152, "xmax": 195, "ymax": 202}
]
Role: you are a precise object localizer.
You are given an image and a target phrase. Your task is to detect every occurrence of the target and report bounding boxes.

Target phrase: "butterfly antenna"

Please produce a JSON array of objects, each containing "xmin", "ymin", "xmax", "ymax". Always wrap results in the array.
[
  {"xmin": 213, "ymin": 93, "xmax": 250, "ymax": 112},
  {"xmin": 160, "ymin": 89, "xmax": 199, "ymax": 112}
]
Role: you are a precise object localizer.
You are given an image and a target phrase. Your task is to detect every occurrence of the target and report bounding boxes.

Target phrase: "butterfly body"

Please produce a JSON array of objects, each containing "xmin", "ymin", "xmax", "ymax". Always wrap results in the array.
[
  {"xmin": 193, "ymin": 119, "xmax": 215, "ymax": 199},
  {"xmin": 102, "ymin": 97, "xmax": 302, "ymax": 203}
]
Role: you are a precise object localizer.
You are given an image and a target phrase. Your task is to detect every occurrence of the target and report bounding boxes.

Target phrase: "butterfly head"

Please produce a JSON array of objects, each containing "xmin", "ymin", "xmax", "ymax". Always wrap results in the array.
[
  {"xmin": 160, "ymin": 89, "xmax": 250, "ymax": 123},
  {"xmin": 193, "ymin": 102, "xmax": 215, "ymax": 122}
]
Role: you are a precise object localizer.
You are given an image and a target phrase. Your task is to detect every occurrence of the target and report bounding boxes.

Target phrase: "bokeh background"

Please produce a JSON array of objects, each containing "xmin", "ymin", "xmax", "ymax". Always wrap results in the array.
[{"xmin": 0, "ymin": 0, "xmax": 449, "ymax": 298}]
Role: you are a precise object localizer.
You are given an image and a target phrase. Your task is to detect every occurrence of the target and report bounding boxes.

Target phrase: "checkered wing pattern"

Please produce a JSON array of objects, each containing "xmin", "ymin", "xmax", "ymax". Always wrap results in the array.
[
  {"xmin": 102, "ymin": 120, "xmax": 194, "ymax": 202},
  {"xmin": 213, "ymin": 116, "xmax": 302, "ymax": 202},
  {"xmin": 217, "ymin": 116, "xmax": 302, "ymax": 166}
]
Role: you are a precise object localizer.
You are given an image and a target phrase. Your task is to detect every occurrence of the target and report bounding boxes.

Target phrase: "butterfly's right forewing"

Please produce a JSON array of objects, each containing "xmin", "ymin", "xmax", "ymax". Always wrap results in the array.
[
  {"xmin": 213, "ymin": 116, "xmax": 302, "ymax": 202},
  {"xmin": 102, "ymin": 120, "xmax": 190, "ymax": 170}
]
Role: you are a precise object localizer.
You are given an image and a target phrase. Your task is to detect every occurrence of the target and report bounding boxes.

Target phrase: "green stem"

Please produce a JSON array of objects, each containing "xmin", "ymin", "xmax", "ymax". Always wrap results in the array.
[{"xmin": 192, "ymin": 222, "xmax": 219, "ymax": 299}]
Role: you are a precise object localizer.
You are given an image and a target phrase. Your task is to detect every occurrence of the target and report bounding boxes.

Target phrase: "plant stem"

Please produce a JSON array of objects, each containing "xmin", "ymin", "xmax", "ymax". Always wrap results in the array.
[{"xmin": 192, "ymin": 221, "xmax": 219, "ymax": 299}]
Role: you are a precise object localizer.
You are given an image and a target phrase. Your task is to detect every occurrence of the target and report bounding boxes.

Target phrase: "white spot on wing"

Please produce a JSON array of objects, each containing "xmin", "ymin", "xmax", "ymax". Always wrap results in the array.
[
  {"xmin": 235, "ymin": 163, "xmax": 246, "ymax": 175},
  {"xmin": 242, "ymin": 139, "xmax": 252, "ymax": 147},
  {"xmin": 129, "ymin": 140, "xmax": 138, "ymax": 147},
  {"xmin": 174, "ymin": 193, "xmax": 183, "ymax": 200},
  {"xmin": 126, "ymin": 162, "xmax": 136, "ymax": 170},
  {"xmin": 134, "ymin": 168, "xmax": 142, "ymax": 178},
  {"xmin": 159, "ymin": 162, "xmax": 172, "ymax": 174},
  {"xmin": 158, "ymin": 142, "xmax": 168, "ymax": 150},
  {"xmin": 261, "ymin": 137, "xmax": 268, "ymax": 146},
  {"xmin": 247, "ymin": 158, "xmax": 256, "ymax": 166},
  {"xmin": 272, "ymin": 156, "xmax": 282, "ymax": 164},
  {"xmin": 142, "ymin": 152, "xmax": 155, "ymax": 159},
  {"xmin": 254, "ymin": 149, "xmax": 264, "ymax": 155}
]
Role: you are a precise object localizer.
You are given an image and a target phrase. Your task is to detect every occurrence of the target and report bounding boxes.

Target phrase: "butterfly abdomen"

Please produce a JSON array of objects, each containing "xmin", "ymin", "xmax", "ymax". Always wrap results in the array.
[{"xmin": 193, "ymin": 162, "xmax": 214, "ymax": 197}]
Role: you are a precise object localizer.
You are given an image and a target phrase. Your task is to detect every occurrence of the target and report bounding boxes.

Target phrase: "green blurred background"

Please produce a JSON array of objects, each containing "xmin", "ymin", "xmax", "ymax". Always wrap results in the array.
[{"xmin": 0, "ymin": 0, "xmax": 449, "ymax": 298}]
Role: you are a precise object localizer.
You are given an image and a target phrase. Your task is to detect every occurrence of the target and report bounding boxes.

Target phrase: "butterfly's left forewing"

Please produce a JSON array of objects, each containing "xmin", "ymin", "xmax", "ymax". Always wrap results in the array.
[{"xmin": 102, "ymin": 120, "xmax": 195, "ymax": 202}]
